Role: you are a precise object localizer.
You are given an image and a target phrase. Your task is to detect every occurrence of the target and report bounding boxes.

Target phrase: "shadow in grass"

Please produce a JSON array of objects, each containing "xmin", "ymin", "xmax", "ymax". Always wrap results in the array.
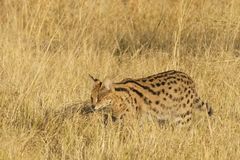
[{"xmin": 39, "ymin": 100, "xmax": 95, "ymax": 131}]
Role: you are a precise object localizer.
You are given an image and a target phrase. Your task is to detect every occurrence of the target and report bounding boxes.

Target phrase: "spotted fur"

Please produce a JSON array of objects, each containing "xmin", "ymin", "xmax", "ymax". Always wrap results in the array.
[{"xmin": 89, "ymin": 70, "xmax": 212, "ymax": 125}]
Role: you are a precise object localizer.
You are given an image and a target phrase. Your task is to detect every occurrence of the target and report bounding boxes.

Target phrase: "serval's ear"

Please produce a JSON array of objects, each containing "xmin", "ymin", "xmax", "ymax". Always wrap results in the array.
[
  {"xmin": 89, "ymin": 74, "xmax": 100, "ymax": 82},
  {"xmin": 102, "ymin": 78, "xmax": 113, "ymax": 91}
]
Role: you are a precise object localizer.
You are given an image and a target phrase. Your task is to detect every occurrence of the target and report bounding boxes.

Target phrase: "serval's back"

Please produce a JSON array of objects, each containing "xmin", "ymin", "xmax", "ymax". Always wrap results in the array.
[{"xmin": 90, "ymin": 70, "xmax": 212, "ymax": 125}]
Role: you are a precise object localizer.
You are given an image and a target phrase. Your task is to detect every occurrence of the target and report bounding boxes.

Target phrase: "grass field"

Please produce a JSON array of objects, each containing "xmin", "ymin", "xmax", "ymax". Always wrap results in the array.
[{"xmin": 0, "ymin": 0, "xmax": 240, "ymax": 159}]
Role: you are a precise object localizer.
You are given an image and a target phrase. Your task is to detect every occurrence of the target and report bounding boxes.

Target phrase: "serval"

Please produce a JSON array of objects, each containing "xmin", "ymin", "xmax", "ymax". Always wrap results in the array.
[{"xmin": 89, "ymin": 70, "xmax": 212, "ymax": 126}]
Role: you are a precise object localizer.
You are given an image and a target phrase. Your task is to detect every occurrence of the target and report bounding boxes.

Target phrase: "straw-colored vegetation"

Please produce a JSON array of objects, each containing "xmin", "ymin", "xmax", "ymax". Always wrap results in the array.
[{"xmin": 0, "ymin": 0, "xmax": 240, "ymax": 159}]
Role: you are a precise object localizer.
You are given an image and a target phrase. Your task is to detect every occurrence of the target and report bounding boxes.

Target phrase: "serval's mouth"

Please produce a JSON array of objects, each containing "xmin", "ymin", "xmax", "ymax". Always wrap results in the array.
[{"xmin": 80, "ymin": 103, "xmax": 95, "ymax": 115}]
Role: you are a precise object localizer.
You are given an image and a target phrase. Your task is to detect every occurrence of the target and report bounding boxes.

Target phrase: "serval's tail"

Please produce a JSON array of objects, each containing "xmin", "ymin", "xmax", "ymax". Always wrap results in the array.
[{"xmin": 193, "ymin": 97, "xmax": 213, "ymax": 116}]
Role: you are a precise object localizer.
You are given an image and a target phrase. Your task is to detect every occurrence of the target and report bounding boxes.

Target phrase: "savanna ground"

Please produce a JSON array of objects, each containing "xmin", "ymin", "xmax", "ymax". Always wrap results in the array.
[{"xmin": 0, "ymin": 0, "xmax": 240, "ymax": 159}]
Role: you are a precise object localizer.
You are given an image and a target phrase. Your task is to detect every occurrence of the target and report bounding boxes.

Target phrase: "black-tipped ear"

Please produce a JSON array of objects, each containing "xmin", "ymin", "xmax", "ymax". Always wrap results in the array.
[{"xmin": 89, "ymin": 74, "xmax": 99, "ymax": 82}]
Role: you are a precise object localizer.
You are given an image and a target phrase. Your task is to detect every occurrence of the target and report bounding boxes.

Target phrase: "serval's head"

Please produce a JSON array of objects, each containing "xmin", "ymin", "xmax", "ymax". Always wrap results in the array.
[{"xmin": 89, "ymin": 75, "xmax": 115, "ymax": 111}]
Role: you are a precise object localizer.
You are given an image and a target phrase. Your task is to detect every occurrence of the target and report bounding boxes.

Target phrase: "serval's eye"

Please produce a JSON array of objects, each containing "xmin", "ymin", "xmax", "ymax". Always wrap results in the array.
[{"xmin": 91, "ymin": 97, "xmax": 93, "ymax": 103}]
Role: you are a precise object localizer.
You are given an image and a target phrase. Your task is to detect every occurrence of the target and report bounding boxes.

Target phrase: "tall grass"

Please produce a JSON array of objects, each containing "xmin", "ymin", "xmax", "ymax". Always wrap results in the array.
[{"xmin": 0, "ymin": 0, "xmax": 240, "ymax": 159}]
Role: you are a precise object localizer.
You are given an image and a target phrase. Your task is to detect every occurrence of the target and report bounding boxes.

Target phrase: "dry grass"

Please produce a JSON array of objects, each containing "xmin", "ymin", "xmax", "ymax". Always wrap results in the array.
[{"xmin": 0, "ymin": 0, "xmax": 240, "ymax": 159}]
